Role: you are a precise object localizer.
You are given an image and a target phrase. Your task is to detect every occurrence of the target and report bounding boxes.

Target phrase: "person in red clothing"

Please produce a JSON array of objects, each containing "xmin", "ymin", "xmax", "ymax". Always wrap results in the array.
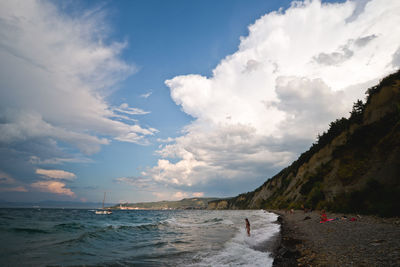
[{"xmin": 320, "ymin": 209, "xmax": 328, "ymax": 222}]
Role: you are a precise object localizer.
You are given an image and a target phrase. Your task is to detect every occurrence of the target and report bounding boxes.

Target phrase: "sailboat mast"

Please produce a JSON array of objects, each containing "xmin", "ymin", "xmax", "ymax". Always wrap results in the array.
[{"xmin": 102, "ymin": 192, "xmax": 106, "ymax": 209}]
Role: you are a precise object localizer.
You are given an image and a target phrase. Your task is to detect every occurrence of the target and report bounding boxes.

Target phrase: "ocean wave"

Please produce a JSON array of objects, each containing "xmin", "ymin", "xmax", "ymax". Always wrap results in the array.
[
  {"xmin": 130, "ymin": 240, "xmax": 169, "ymax": 250},
  {"xmin": 53, "ymin": 221, "xmax": 166, "ymax": 246},
  {"xmin": 116, "ymin": 223, "xmax": 160, "ymax": 231},
  {"xmin": 191, "ymin": 241, "xmax": 274, "ymax": 267},
  {"xmin": 11, "ymin": 227, "xmax": 49, "ymax": 234},
  {"xmin": 163, "ymin": 217, "xmax": 225, "ymax": 228},
  {"xmin": 61, "ymin": 251, "xmax": 96, "ymax": 256},
  {"xmin": 53, "ymin": 222, "xmax": 86, "ymax": 231},
  {"xmin": 202, "ymin": 218, "xmax": 223, "ymax": 224},
  {"xmin": 54, "ymin": 230, "xmax": 106, "ymax": 246}
]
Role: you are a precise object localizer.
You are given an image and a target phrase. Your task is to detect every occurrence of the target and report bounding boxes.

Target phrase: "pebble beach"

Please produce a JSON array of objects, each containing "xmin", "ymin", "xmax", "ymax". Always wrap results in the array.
[{"xmin": 271, "ymin": 210, "xmax": 400, "ymax": 266}]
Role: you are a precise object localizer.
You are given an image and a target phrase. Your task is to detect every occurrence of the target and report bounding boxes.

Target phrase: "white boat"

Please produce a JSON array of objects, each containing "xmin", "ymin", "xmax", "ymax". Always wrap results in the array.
[
  {"xmin": 95, "ymin": 192, "xmax": 112, "ymax": 215},
  {"xmin": 95, "ymin": 210, "xmax": 112, "ymax": 215}
]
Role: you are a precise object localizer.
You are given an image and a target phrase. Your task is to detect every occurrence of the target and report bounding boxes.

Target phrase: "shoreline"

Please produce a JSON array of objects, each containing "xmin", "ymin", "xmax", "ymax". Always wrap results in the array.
[
  {"xmin": 271, "ymin": 214, "xmax": 301, "ymax": 266},
  {"xmin": 269, "ymin": 210, "xmax": 400, "ymax": 266}
]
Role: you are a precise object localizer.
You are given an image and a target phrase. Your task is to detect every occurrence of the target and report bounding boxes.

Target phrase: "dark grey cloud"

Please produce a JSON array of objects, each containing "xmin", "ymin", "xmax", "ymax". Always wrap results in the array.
[
  {"xmin": 345, "ymin": 0, "xmax": 373, "ymax": 23},
  {"xmin": 354, "ymin": 34, "xmax": 377, "ymax": 47},
  {"xmin": 243, "ymin": 59, "xmax": 261, "ymax": 73},
  {"xmin": 392, "ymin": 47, "xmax": 400, "ymax": 68},
  {"xmin": 272, "ymin": 76, "xmax": 347, "ymax": 137},
  {"xmin": 313, "ymin": 34, "xmax": 377, "ymax": 67},
  {"xmin": 314, "ymin": 47, "xmax": 354, "ymax": 66}
]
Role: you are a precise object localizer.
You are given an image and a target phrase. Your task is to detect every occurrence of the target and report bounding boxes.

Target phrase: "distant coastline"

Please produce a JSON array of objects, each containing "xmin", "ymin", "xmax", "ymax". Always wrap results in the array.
[{"xmin": 110, "ymin": 197, "xmax": 220, "ymax": 210}]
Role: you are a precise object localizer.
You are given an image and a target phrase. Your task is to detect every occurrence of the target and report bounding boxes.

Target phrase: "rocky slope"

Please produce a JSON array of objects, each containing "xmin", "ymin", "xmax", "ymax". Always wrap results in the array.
[{"xmin": 208, "ymin": 70, "xmax": 400, "ymax": 217}]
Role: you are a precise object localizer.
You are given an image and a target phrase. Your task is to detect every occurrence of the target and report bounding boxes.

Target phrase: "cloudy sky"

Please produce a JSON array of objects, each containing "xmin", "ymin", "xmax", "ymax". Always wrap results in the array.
[{"xmin": 0, "ymin": 0, "xmax": 399, "ymax": 204}]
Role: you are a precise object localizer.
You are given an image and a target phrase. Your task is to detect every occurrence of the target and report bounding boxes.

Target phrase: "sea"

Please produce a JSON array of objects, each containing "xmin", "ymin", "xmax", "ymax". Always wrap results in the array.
[{"xmin": 0, "ymin": 208, "xmax": 280, "ymax": 266}]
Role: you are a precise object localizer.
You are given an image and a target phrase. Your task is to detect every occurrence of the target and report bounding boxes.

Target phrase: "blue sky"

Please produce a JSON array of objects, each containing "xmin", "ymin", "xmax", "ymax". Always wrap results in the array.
[{"xmin": 1, "ymin": 0, "xmax": 399, "ymax": 204}]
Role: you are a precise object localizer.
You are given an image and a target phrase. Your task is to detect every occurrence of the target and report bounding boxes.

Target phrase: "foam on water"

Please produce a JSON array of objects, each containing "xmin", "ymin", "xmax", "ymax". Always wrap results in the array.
[{"xmin": 188, "ymin": 211, "xmax": 279, "ymax": 267}]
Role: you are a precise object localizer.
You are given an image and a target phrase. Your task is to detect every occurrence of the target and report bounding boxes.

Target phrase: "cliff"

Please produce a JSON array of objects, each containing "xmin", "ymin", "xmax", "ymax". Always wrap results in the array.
[{"xmin": 208, "ymin": 70, "xmax": 400, "ymax": 217}]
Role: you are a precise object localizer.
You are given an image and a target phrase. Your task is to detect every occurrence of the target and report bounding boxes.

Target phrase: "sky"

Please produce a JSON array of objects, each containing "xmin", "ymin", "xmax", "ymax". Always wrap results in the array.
[{"xmin": 0, "ymin": 0, "xmax": 399, "ymax": 204}]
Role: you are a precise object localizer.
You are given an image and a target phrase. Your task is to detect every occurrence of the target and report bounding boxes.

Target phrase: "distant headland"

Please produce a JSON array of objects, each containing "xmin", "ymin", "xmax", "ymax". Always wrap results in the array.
[{"xmin": 109, "ymin": 197, "xmax": 220, "ymax": 210}]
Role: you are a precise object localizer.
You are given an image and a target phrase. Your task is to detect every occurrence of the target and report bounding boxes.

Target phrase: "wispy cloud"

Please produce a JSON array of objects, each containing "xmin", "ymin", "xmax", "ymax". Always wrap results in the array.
[
  {"xmin": 29, "ymin": 155, "xmax": 93, "ymax": 165},
  {"xmin": 0, "ymin": 171, "xmax": 16, "ymax": 184},
  {"xmin": 156, "ymin": 137, "xmax": 175, "ymax": 143},
  {"xmin": 140, "ymin": 91, "xmax": 153, "ymax": 99},
  {"xmin": 114, "ymin": 103, "xmax": 150, "ymax": 115},
  {"xmin": 0, "ymin": 171, "xmax": 28, "ymax": 192},
  {"xmin": 0, "ymin": 0, "xmax": 157, "ymax": 187},
  {"xmin": 0, "ymin": 0, "xmax": 156, "ymax": 151},
  {"xmin": 35, "ymin": 169, "xmax": 76, "ymax": 180},
  {"xmin": 31, "ymin": 181, "xmax": 75, "ymax": 197},
  {"xmin": 0, "ymin": 186, "xmax": 28, "ymax": 192},
  {"xmin": 0, "ymin": 1, "xmax": 153, "ymax": 154}
]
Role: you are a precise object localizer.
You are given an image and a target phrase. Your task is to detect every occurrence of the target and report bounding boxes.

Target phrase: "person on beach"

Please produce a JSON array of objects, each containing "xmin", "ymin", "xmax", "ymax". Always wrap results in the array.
[
  {"xmin": 245, "ymin": 218, "xmax": 251, "ymax": 236},
  {"xmin": 320, "ymin": 209, "xmax": 328, "ymax": 222}
]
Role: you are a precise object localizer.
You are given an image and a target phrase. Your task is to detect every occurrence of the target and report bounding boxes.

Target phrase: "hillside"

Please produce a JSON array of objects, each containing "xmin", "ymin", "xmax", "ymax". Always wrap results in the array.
[
  {"xmin": 111, "ymin": 197, "xmax": 219, "ymax": 210},
  {"xmin": 208, "ymin": 70, "xmax": 400, "ymax": 217}
]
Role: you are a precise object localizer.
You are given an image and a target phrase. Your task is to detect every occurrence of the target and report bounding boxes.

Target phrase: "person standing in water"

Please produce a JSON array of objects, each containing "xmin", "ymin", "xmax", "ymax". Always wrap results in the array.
[{"xmin": 245, "ymin": 218, "xmax": 251, "ymax": 236}]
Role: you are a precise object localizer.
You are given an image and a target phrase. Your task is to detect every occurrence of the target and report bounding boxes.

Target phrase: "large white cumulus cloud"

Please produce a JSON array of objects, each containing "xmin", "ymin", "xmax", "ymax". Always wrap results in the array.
[
  {"xmin": 144, "ymin": 0, "xmax": 400, "ymax": 193},
  {"xmin": 0, "ymin": 0, "xmax": 156, "ymax": 157}
]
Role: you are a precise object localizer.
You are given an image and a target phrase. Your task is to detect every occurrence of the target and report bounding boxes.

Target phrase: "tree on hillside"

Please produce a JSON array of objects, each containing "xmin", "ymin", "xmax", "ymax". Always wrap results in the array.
[{"xmin": 350, "ymin": 99, "xmax": 365, "ymax": 123}]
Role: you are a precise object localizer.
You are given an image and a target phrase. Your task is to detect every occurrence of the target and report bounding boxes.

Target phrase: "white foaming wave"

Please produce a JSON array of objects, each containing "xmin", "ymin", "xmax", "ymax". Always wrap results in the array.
[
  {"xmin": 189, "ymin": 210, "xmax": 279, "ymax": 267},
  {"xmin": 164, "ymin": 216, "xmax": 228, "ymax": 227},
  {"xmin": 104, "ymin": 222, "xmax": 157, "ymax": 229},
  {"xmin": 249, "ymin": 210, "xmax": 279, "ymax": 246},
  {"xmin": 194, "ymin": 240, "xmax": 274, "ymax": 267},
  {"xmin": 163, "ymin": 217, "xmax": 193, "ymax": 227},
  {"xmin": 221, "ymin": 219, "xmax": 234, "ymax": 225}
]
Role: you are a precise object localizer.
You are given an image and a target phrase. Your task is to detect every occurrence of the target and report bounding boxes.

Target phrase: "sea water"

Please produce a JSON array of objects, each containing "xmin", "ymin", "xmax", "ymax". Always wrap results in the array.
[{"xmin": 0, "ymin": 208, "xmax": 279, "ymax": 266}]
